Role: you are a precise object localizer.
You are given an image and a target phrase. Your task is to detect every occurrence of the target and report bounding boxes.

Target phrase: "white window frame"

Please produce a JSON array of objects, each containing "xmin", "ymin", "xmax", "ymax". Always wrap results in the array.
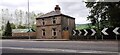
[
  {"xmin": 52, "ymin": 17, "xmax": 57, "ymax": 24},
  {"xmin": 41, "ymin": 19, "xmax": 45, "ymax": 25},
  {"xmin": 52, "ymin": 28, "xmax": 57, "ymax": 36},
  {"xmin": 42, "ymin": 29, "xmax": 45, "ymax": 36}
]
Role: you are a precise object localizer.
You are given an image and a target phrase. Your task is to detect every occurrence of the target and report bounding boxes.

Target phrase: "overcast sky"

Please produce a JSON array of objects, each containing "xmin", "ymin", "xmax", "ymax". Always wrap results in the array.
[{"xmin": 0, "ymin": 0, "xmax": 91, "ymax": 25}]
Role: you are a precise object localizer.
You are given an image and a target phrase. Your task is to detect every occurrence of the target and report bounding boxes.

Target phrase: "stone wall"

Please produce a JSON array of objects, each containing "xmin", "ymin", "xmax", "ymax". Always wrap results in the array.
[{"xmin": 12, "ymin": 32, "xmax": 36, "ymax": 37}]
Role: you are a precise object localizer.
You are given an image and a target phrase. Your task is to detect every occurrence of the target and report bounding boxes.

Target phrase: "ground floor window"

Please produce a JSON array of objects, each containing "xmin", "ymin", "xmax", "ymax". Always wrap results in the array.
[
  {"xmin": 52, "ymin": 28, "xmax": 57, "ymax": 36},
  {"xmin": 42, "ymin": 29, "xmax": 45, "ymax": 36}
]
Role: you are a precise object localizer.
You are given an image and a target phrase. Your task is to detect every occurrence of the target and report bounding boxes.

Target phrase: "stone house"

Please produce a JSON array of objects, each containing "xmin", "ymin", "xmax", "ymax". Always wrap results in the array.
[{"xmin": 36, "ymin": 5, "xmax": 75, "ymax": 39}]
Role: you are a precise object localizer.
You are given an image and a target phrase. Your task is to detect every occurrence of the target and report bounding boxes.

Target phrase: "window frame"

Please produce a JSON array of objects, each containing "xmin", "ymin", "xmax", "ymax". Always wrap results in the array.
[
  {"xmin": 42, "ymin": 29, "xmax": 45, "ymax": 36},
  {"xmin": 41, "ymin": 19, "xmax": 45, "ymax": 25},
  {"xmin": 52, "ymin": 17, "xmax": 56, "ymax": 24},
  {"xmin": 52, "ymin": 28, "xmax": 57, "ymax": 36}
]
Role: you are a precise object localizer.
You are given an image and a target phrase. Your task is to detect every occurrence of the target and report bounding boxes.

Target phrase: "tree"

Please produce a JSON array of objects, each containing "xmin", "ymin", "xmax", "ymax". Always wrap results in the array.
[
  {"xmin": 11, "ymin": 23, "xmax": 16, "ymax": 29},
  {"xmin": 85, "ymin": 2, "xmax": 120, "ymax": 27},
  {"xmin": 15, "ymin": 9, "xmax": 19, "ymax": 28},
  {"xmin": 17, "ymin": 25, "xmax": 27, "ymax": 29},
  {"xmin": 3, "ymin": 21, "xmax": 12, "ymax": 36},
  {"xmin": 19, "ymin": 10, "xmax": 23, "ymax": 25},
  {"xmin": 85, "ymin": 2, "xmax": 120, "ymax": 39}
]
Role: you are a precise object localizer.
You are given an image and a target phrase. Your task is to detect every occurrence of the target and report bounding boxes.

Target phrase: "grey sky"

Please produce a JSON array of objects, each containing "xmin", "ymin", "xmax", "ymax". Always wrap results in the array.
[{"xmin": 0, "ymin": 0, "xmax": 90, "ymax": 25}]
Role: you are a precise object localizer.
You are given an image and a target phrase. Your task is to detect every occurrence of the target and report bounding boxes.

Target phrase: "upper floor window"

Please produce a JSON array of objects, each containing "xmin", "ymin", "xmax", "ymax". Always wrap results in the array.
[
  {"xmin": 42, "ymin": 19, "xmax": 45, "ymax": 25},
  {"xmin": 52, "ymin": 17, "xmax": 56, "ymax": 24},
  {"xmin": 68, "ymin": 18, "xmax": 70, "ymax": 25}
]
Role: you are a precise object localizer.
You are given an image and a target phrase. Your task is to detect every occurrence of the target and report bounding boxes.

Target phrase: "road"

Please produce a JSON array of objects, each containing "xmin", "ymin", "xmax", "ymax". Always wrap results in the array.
[{"xmin": 0, "ymin": 39, "xmax": 119, "ymax": 55}]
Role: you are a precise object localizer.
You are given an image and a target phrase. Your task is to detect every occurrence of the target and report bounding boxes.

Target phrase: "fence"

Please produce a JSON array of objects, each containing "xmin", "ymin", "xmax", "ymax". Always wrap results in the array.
[{"xmin": 72, "ymin": 27, "xmax": 120, "ymax": 40}]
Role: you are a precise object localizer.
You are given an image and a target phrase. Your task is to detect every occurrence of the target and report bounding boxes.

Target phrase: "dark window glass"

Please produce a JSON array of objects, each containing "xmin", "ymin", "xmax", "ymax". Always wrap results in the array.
[
  {"xmin": 42, "ymin": 29, "xmax": 45, "ymax": 31},
  {"xmin": 43, "ymin": 22, "xmax": 45, "ymax": 25},
  {"xmin": 52, "ymin": 28, "xmax": 56, "ymax": 36},
  {"xmin": 42, "ymin": 19, "xmax": 44, "ymax": 20},
  {"xmin": 42, "ymin": 29, "xmax": 45, "ymax": 36},
  {"xmin": 53, "ymin": 20, "xmax": 56, "ymax": 24},
  {"xmin": 53, "ymin": 17, "xmax": 56, "ymax": 24},
  {"xmin": 43, "ymin": 32, "xmax": 45, "ymax": 36},
  {"xmin": 53, "ymin": 28, "xmax": 56, "ymax": 31},
  {"xmin": 54, "ymin": 32, "xmax": 56, "ymax": 36}
]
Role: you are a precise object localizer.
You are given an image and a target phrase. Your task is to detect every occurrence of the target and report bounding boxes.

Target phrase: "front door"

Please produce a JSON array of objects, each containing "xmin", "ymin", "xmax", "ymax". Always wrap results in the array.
[{"xmin": 62, "ymin": 30, "xmax": 69, "ymax": 39}]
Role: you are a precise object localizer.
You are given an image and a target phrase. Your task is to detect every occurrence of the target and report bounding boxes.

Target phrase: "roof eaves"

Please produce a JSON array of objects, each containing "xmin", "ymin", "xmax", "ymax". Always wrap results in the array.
[
  {"xmin": 36, "ymin": 14, "xmax": 62, "ymax": 19},
  {"xmin": 36, "ymin": 14, "xmax": 75, "ymax": 19},
  {"xmin": 61, "ymin": 14, "xmax": 75, "ymax": 19}
]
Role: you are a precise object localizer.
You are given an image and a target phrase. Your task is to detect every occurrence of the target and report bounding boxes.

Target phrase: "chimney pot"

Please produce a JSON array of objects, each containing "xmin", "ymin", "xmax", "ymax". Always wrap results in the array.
[{"xmin": 55, "ymin": 5, "xmax": 61, "ymax": 11}]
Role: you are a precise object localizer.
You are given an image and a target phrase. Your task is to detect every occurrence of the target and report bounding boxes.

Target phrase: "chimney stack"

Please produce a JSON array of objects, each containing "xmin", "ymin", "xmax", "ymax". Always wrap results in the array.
[{"xmin": 54, "ymin": 5, "xmax": 61, "ymax": 13}]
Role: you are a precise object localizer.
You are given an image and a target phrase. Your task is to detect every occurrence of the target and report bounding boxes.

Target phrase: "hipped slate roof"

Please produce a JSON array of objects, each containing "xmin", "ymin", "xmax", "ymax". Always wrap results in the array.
[{"xmin": 38, "ymin": 11, "xmax": 61, "ymax": 18}]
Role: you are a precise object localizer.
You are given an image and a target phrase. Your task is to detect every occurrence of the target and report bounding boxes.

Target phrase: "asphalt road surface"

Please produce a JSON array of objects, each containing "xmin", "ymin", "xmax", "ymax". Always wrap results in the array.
[{"xmin": 0, "ymin": 39, "xmax": 119, "ymax": 55}]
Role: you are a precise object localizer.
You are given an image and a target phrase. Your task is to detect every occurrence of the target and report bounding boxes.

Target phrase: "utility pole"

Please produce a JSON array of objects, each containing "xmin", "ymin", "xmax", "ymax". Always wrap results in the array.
[
  {"xmin": 28, "ymin": 0, "xmax": 30, "ymax": 40},
  {"xmin": 1, "ymin": 9, "xmax": 4, "ymax": 37}
]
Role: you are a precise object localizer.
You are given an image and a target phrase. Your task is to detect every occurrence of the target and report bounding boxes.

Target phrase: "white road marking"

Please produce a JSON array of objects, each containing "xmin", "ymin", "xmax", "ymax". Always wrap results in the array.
[
  {"xmin": 1, "ymin": 40, "xmax": 118, "ymax": 44},
  {"xmin": 19, "ymin": 41, "xmax": 36, "ymax": 42},
  {"xmin": 0, "ymin": 47, "xmax": 118, "ymax": 53}
]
